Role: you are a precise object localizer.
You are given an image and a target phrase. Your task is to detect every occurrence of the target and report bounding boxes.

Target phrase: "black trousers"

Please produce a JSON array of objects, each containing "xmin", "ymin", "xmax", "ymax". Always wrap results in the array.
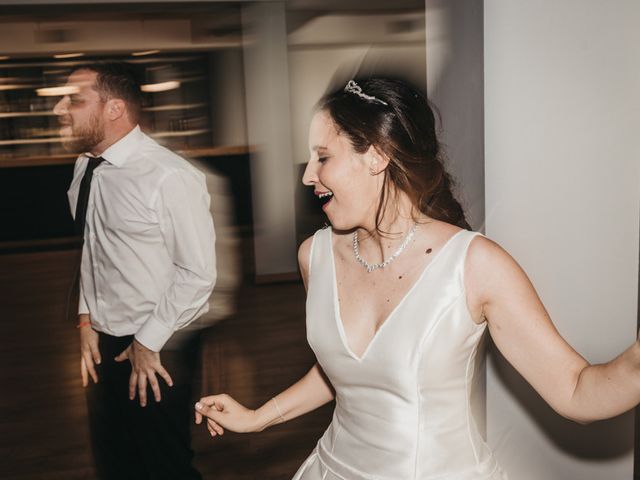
[{"xmin": 86, "ymin": 332, "xmax": 202, "ymax": 480}]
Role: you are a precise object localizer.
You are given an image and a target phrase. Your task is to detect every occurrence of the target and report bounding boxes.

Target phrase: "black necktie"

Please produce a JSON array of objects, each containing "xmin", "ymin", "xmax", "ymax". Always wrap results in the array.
[
  {"xmin": 66, "ymin": 156, "xmax": 105, "ymax": 324},
  {"xmin": 74, "ymin": 156, "xmax": 105, "ymax": 236}
]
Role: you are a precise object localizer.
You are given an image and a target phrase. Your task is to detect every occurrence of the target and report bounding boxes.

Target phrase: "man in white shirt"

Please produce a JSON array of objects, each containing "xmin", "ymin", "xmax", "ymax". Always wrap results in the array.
[{"xmin": 55, "ymin": 62, "xmax": 215, "ymax": 480}]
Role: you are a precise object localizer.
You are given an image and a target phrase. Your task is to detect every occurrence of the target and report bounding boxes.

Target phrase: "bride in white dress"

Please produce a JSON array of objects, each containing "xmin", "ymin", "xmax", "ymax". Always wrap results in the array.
[{"xmin": 194, "ymin": 78, "xmax": 640, "ymax": 479}]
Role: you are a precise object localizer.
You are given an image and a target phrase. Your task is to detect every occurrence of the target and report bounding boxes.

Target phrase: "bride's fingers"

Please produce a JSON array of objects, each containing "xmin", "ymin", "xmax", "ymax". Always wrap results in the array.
[
  {"xmin": 196, "ymin": 402, "xmax": 224, "ymax": 435},
  {"xmin": 195, "ymin": 401, "xmax": 220, "ymax": 421},
  {"xmin": 198, "ymin": 394, "xmax": 229, "ymax": 408},
  {"xmin": 207, "ymin": 418, "xmax": 224, "ymax": 435},
  {"xmin": 198, "ymin": 395, "xmax": 219, "ymax": 406},
  {"xmin": 206, "ymin": 422, "xmax": 223, "ymax": 437},
  {"xmin": 194, "ymin": 401, "xmax": 210, "ymax": 423},
  {"xmin": 197, "ymin": 396, "xmax": 222, "ymax": 416},
  {"xmin": 197, "ymin": 399, "xmax": 230, "ymax": 420}
]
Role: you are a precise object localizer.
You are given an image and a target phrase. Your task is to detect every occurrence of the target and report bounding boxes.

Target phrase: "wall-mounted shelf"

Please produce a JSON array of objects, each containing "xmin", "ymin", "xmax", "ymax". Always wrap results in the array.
[
  {"xmin": 152, "ymin": 129, "xmax": 210, "ymax": 138},
  {"xmin": 0, "ymin": 111, "xmax": 57, "ymax": 119},
  {"xmin": 0, "ymin": 129, "xmax": 211, "ymax": 146},
  {"xmin": 0, "ymin": 145, "xmax": 252, "ymax": 168},
  {"xmin": 0, "ymin": 53, "xmax": 215, "ymax": 163},
  {"xmin": 143, "ymin": 103, "xmax": 207, "ymax": 112},
  {"xmin": 0, "ymin": 103, "xmax": 207, "ymax": 119},
  {"xmin": 0, "ymin": 137, "xmax": 65, "ymax": 146}
]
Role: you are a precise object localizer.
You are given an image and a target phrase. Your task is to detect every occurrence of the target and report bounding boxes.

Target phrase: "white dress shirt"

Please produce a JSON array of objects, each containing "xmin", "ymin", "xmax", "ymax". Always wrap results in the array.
[{"xmin": 68, "ymin": 126, "xmax": 216, "ymax": 351}]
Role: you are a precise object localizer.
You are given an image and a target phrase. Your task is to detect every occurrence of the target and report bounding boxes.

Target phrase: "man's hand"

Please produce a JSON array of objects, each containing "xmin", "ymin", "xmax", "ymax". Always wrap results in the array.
[
  {"xmin": 114, "ymin": 339, "xmax": 173, "ymax": 407},
  {"xmin": 79, "ymin": 314, "xmax": 100, "ymax": 387}
]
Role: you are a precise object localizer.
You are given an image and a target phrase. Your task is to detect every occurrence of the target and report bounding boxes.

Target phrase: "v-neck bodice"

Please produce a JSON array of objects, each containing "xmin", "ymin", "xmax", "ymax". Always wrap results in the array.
[
  {"xmin": 296, "ymin": 227, "xmax": 507, "ymax": 480},
  {"xmin": 329, "ymin": 229, "xmax": 466, "ymax": 362}
]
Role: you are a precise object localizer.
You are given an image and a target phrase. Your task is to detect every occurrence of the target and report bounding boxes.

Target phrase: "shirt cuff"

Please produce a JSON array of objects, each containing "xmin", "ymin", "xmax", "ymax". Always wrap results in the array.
[
  {"xmin": 78, "ymin": 286, "xmax": 90, "ymax": 315},
  {"xmin": 134, "ymin": 316, "xmax": 174, "ymax": 352}
]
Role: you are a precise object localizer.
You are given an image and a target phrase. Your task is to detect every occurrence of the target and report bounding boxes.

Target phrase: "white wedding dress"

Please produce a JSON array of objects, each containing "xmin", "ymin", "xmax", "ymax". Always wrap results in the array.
[{"xmin": 292, "ymin": 227, "xmax": 508, "ymax": 480}]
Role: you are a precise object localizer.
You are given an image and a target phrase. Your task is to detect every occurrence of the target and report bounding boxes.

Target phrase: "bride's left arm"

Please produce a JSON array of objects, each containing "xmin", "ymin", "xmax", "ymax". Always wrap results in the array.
[{"xmin": 465, "ymin": 235, "xmax": 640, "ymax": 424}]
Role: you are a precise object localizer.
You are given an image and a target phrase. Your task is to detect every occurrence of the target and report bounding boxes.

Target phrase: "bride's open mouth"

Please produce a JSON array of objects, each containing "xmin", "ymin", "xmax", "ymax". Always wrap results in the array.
[{"xmin": 316, "ymin": 190, "xmax": 333, "ymax": 210}]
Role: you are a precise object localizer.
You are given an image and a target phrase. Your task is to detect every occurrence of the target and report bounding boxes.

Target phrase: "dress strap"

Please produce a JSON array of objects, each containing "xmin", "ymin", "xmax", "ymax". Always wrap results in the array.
[
  {"xmin": 307, "ymin": 226, "xmax": 332, "ymax": 280},
  {"xmin": 451, "ymin": 230, "xmax": 484, "ymax": 288}
]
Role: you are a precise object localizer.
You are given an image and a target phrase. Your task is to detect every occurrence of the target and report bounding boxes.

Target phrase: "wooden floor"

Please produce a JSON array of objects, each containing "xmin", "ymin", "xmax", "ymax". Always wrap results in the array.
[{"xmin": 0, "ymin": 248, "xmax": 332, "ymax": 480}]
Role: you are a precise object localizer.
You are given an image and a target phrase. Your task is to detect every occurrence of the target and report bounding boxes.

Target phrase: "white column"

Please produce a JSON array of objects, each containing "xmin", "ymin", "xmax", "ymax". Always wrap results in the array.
[
  {"xmin": 425, "ymin": 0, "xmax": 484, "ymax": 230},
  {"xmin": 241, "ymin": 2, "xmax": 298, "ymax": 278},
  {"xmin": 485, "ymin": 1, "xmax": 640, "ymax": 478}
]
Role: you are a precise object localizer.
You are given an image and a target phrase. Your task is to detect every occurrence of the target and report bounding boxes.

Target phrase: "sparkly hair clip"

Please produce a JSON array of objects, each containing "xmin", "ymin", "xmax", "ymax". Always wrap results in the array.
[{"xmin": 344, "ymin": 80, "xmax": 388, "ymax": 106}]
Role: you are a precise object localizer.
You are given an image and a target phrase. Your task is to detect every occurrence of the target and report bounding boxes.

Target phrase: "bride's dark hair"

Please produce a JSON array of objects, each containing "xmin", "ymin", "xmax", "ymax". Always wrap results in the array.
[{"xmin": 318, "ymin": 77, "xmax": 470, "ymax": 232}]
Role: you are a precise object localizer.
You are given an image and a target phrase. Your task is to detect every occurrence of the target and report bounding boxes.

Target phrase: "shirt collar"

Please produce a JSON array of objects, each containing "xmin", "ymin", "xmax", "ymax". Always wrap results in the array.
[{"xmin": 84, "ymin": 125, "xmax": 144, "ymax": 168}]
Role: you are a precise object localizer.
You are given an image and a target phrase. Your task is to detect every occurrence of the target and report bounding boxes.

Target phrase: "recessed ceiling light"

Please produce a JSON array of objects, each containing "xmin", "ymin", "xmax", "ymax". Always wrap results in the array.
[
  {"xmin": 53, "ymin": 53, "xmax": 85, "ymax": 59},
  {"xmin": 140, "ymin": 81, "xmax": 180, "ymax": 93},
  {"xmin": 37, "ymin": 85, "xmax": 80, "ymax": 96},
  {"xmin": 132, "ymin": 49, "xmax": 161, "ymax": 57}
]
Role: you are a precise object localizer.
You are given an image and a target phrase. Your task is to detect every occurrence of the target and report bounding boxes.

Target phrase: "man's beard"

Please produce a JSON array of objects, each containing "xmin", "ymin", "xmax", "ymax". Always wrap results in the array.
[{"xmin": 61, "ymin": 112, "xmax": 105, "ymax": 153}]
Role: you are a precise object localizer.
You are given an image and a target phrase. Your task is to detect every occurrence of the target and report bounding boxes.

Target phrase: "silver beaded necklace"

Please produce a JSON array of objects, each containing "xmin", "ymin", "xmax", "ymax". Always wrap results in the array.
[{"xmin": 352, "ymin": 223, "xmax": 418, "ymax": 273}]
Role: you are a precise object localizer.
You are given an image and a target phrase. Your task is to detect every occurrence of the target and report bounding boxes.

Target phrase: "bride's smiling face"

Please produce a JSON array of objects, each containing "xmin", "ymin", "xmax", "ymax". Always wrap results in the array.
[{"xmin": 302, "ymin": 110, "xmax": 383, "ymax": 231}]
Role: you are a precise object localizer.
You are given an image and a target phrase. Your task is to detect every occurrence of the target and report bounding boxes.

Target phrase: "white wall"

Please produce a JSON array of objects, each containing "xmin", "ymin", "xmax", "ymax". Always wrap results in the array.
[
  {"xmin": 289, "ymin": 43, "xmax": 427, "ymax": 166},
  {"xmin": 288, "ymin": 11, "xmax": 427, "ymax": 167},
  {"xmin": 485, "ymin": 1, "xmax": 640, "ymax": 478},
  {"xmin": 425, "ymin": 0, "xmax": 484, "ymax": 231}
]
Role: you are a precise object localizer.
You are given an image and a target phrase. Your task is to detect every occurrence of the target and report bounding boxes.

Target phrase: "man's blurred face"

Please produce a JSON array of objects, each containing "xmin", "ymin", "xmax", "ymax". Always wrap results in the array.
[{"xmin": 53, "ymin": 69, "xmax": 106, "ymax": 152}]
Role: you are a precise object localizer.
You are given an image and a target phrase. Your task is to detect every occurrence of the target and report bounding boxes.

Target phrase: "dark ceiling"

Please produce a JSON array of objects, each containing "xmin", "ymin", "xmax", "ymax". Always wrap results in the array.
[{"xmin": 0, "ymin": 1, "xmax": 424, "ymax": 22}]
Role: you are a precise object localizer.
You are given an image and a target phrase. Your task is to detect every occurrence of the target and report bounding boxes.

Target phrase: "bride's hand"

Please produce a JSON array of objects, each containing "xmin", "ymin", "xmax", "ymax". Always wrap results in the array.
[{"xmin": 194, "ymin": 394, "xmax": 258, "ymax": 437}]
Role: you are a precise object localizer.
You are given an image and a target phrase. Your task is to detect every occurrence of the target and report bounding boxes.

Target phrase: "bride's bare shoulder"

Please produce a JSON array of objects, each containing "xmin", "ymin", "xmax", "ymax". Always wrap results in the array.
[{"xmin": 465, "ymin": 233, "xmax": 534, "ymax": 304}]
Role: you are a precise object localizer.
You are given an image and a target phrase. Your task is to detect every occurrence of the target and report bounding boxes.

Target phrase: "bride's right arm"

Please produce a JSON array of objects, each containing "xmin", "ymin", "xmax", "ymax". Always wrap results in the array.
[
  {"xmin": 257, "ymin": 362, "xmax": 334, "ymax": 430},
  {"xmin": 194, "ymin": 235, "xmax": 335, "ymax": 436},
  {"xmin": 195, "ymin": 362, "xmax": 334, "ymax": 436}
]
